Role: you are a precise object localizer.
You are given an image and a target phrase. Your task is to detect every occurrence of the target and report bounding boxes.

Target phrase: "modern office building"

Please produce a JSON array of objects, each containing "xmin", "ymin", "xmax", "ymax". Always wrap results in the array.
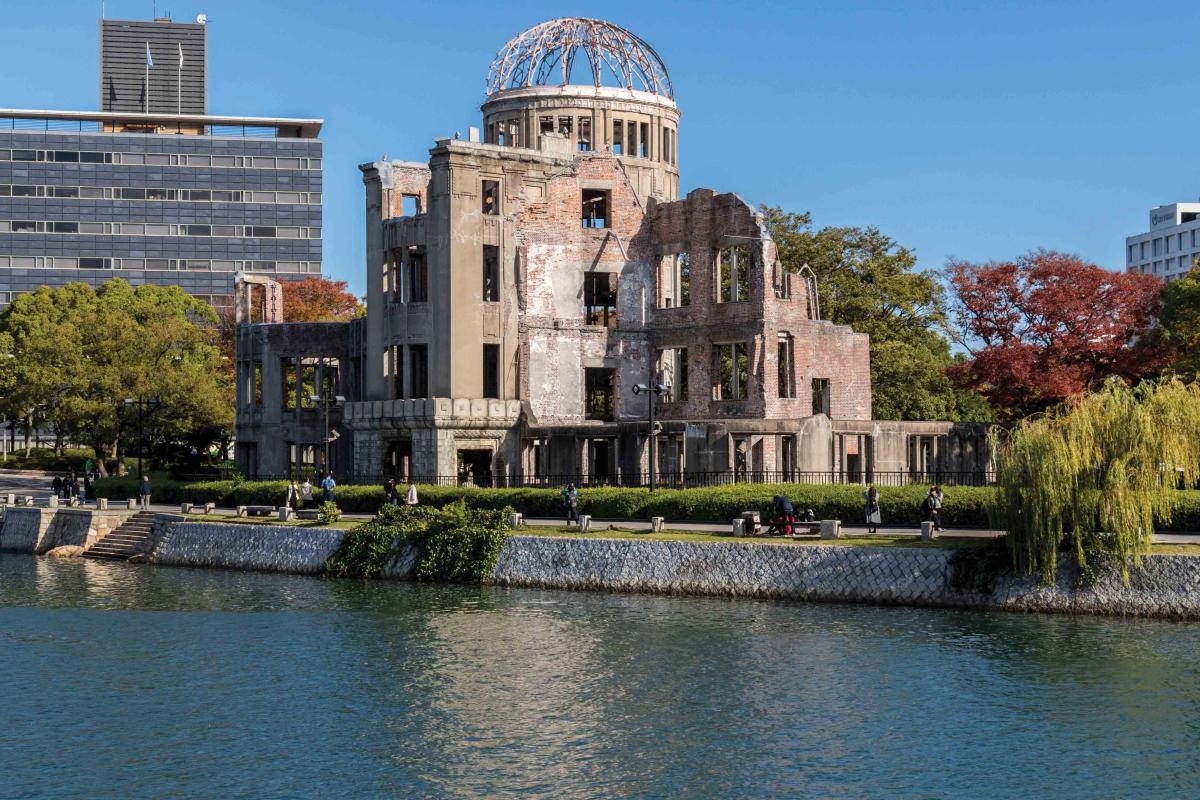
[
  {"xmin": 1126, "ymin": 202, "xmax": 1200, "ymax": 282},
  {"xmin": 100, "ymin": 18, "xmax": 208, "ymax": 114},
  {"xmin": 0, "ymin": 17, "xmax": 322, "ymax": 309},
  {"xmin": 234, "ymin": 18, "xmax": 990, "ymax": 485}
]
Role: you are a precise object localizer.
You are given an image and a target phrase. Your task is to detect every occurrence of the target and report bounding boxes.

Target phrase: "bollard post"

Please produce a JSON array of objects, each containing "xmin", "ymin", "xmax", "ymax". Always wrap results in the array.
[
  {"xmin": 277, "ymin": 506, "xmax": 292, "ymax": 521},
  {"xmin": 731, "ymin": 518, "xmax": 746, "ymax": 537},
  {"xmin": 47, "ymin": 496, "xmax": 58, "ymax": 508},
  {"xmin": 508, "ymin": 511, "xmax": 523, "ymax": 529},
  {"xmin": 97, "ymin": 498, "xmax": 108, "ymax": 510},
  {"xmin": 651, "ymin": 516, "xmax": 665, "ymax": 532},
  {"xmin": 578, "ymin": 514, "xmax": 591, "ymax": 533},
  {"xmin": 819, "ymin": 520, "xmax": 841, "ymax": 540},
  {"xmin": 126, "ymin": 499, "xmax": 137, "ymax": 510},
  {"xmin": 920, "ymin": 521, "xmax": 937, "ymax": 541}
]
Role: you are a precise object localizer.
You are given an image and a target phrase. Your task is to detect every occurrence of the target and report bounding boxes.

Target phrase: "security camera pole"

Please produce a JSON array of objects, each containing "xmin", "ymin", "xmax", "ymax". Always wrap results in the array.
[{"xmin": 632, "ymin": 381, "xmax": 670, "ymax": 492}]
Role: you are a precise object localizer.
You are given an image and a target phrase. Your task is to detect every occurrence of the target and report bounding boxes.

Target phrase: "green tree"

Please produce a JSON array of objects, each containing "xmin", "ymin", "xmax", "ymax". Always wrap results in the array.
[
  {"xmin": 761, "ymin": 206, "xmax": 990, "ymax": 420},
  {"xmin": 0, "ymin": 280, "xmax": 232, "ymax": 474},
  {"xmin": 1159, "ymin": 267, "xmax": 1200, "ymax": 379}
]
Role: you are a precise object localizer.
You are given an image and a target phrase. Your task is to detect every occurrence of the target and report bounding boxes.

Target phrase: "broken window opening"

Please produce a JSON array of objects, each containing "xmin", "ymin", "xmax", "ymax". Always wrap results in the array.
[
  {"xmin": 716, "ymin": 245, "xmax": 751, "ymax": 303},
  {"xmin": 578, "ymin": 117, "xmax": 592, "ymax": 152},
  {"xmin": 507, "ymin": 122, "xmax": 519, "ymax": 148},
  {"xmin": 400, "ymin": 194, "xmax": 420, "ymax": 216},
  {"xmin": 658, "ymin": 252, "xmax": 691, "ymax": 308},
  {"xmin": 656, "ymin": 347, "xmax": 688, "ymax": 402},
  {"xmin": 612, "ymin": 119, "xmax": 623, "ymax": 155},
  {"xmin": 777, "ymin": 333, "xmax": 796, "ymax": 398},
  {"xmin": 627, "ymin": 121, "xmax": 638, "ymax": 159},
  {"xmin": 407, "ymin": 249, "xmax": 428, "ymax": 302},
  {"xmin": 585, "ymin": 368, "xmax": 615, "ymax": 421},
  {"xmin": 714, "ymin": 342, "xmax": 749, "ymax": 401},
  {"xmin": 583, "ymin": 272, "xmax": 618, "ymax": 328},
  {"xmin": 581, "ymin": 189, "xmax": 610, "ymax": 229},
  {"xmin": 486, "ymin": 123, "xmax": 496, "ymax": 145},
  {"xmin": 388, "ymin": 251, "xmax": 403, "ymax": 302},
  {"xmin": 481, "ymin": 180, "xmax": 499, "ymax": 215},
  {"xmin": 251, "ymin": 362, "xmax": 263, "ymax": 408},
  {"xmin": 483, "ymin": 343, "xmax": 499, "ymax": 399},
  {"xmin": 812, "ymin": 378, "xmax": 831, "ymax": 416},
  {"xmin": 392, "ymin": 345, "xmax": 405, "ymax": 399},
  {"xmin": 558, "ymin": 116, "xmax": 573, "ymax": 137},
  {"xmin": 409, "ymin": 344, "xmax": 429, "ymax": 399},
  {"xmin": 281, "ymin": 357, "xmax": 298, "ymax": 410},
  {"xmin": 539, "ymin": 116, "xmax": 554, "ymax": 149},
  {"xmin": 639, "ymin": 122, "xmax": 649, "ymax": 158},
  {"xmin": 482, "ymin": 244, "xmax": 500, "ymax": 302}
]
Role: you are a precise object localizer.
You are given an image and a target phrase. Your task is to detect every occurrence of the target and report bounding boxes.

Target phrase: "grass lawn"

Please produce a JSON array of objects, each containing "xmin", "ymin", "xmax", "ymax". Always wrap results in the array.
[
  {"xmin": 183, "ymin": 513, "xmax": 364, "ymax": 531},
  {"xmin": 518, "ymin": 525, "xmax": 990, "ymax": 550}
]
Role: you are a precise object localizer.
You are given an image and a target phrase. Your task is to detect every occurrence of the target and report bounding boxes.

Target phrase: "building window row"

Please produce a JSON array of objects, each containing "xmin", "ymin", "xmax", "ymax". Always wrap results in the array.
[
  {"xmin": 0, "ymin": 254, "xmax": 319, "ymax": 273},
  {"xmin": 389, "ymin": 343, "xmax": 429, "ymax": 399},
  {"xmin": 0, "ymin": 220, "xmax": 320, "ymax": 238},
  {"xmin": 387, "ymin": 249, "xmax": 428, "ymax": 304},
  {"xmin": 0, "ymin": 184, "xmax": 320, "ymax": 204},
  {"xmin": 0, "ymin": 148, "xmax": 321, "ymax": 170}
]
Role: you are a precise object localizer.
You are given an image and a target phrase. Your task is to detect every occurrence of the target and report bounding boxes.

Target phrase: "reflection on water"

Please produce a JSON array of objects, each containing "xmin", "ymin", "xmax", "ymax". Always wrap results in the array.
[{"xmin": 2, "ymin": 553, "xmax": 1200, "ymax": 799}]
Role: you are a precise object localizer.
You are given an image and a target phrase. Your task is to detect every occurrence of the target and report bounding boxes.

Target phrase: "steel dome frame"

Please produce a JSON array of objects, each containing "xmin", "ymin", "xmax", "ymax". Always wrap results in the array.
[{"xmin": 486, "ymin": 18, "xmax": 674, "ymax": 100}]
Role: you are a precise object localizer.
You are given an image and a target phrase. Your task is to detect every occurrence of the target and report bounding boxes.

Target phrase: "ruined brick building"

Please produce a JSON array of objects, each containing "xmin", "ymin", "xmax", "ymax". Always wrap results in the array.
[{"xmin": 235, "ymin": 18, "xmax": 988, "ymax": 485}]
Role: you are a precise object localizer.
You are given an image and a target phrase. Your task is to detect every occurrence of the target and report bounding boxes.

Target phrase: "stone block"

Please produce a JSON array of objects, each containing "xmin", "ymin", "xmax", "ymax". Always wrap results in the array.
[
  {"xmin": 731, "ymin": 518, "xmax": 746, "ymax": 537},
  {"xmin": 469, "ymin": 399, "xmax": 487, "ymax": 419},
  {"xmin": 277, "ymin": 507, "xmax": 292, "ymax": 521},
  {"xmin": 820, "ymin": 520, "xmax": 841, "ymax": 539},
  {"xmin": 204, "ymin": 503, "xmax": 216, "ymax": 515},
  {"xmin": 920, "ymin": 521, "xmax": 936, "ymax": 541},
  {"xmin": 126, "ymin": 499, "xmax": 138, "ymax": 510},
  {"xmin": 508, "ymin": 512, "xmax": 524, "ymax": 529},
  {"xmin": 651, "ymin": 516, "xmax": 665, "ymax": 532},
  {"xmin": 20, "ymin": 496, "xmax": 33, "ymax": 506},
  {"xmin": 47, "ymin": 496, "xmax": 58, "ymax": 508},
  {"xmin": 97, "ymin": 498, "xmax": 108, "ymax": 510},
  {"xmin": 578, "ymin": 514, "xmax": 591, "ymax": 533},
  {"xmin": 236, "ymin": 506, "xmax": 248, "ymax": 517},
  {"xmin": 181, "ymin": 503, "xmax": 193, "ymax": 514},
  {"xmin": 4, "ymin": 493, "xmax": 13, "ymax": 505},
  {"xmin": 452, "ymin": 398, "xmax": 470, "ymax": 418}
]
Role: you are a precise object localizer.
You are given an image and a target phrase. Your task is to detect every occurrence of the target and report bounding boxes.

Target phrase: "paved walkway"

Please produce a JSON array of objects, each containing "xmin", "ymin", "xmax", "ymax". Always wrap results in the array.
[{"xmin": 3, "ymin": 469, "xmax": 1199, "ymax": 544}]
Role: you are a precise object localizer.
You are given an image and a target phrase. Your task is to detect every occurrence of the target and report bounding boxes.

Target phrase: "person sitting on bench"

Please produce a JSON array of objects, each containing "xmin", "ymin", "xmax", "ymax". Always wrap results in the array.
[{"xmin": 766, "ymin": 495, "xmax": 796, "ymax": 536}]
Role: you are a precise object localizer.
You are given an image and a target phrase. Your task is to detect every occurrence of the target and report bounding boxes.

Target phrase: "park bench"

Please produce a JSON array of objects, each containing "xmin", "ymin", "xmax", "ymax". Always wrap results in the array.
[
  {"xmin": 236, "ymin": 505, "xmax": 276, "ymax": 518},
  {"xmin": 295, "ymin": 509, "xmax": 320, "ymax": 520}
]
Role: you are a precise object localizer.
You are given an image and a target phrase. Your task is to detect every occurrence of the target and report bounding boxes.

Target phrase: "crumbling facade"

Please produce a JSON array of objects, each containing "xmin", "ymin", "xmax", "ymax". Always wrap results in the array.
[{"xmin": 235, "ymin": 18, "xmax": 989, "ymax": 485}]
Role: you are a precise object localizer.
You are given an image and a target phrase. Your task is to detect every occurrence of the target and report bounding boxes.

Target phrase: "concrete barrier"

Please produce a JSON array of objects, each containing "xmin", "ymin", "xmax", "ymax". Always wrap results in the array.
[
  {"xmin": 820, "ymin": 520, "xmax": 841, "ymax": 539},
  {"xmin": 180, "ymin": 503, "xmax": 193, "ymax": 514}
]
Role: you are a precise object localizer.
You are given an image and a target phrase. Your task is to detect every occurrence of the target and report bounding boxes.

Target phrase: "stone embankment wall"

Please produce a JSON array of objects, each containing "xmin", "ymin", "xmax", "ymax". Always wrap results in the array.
[
  {"xmin": 131, "ymin": 519, "xmax": 1200, "ymax": 619},
  {"xmin": 0, "ymin": 507, "xmax": 133, "ymax": 554}
]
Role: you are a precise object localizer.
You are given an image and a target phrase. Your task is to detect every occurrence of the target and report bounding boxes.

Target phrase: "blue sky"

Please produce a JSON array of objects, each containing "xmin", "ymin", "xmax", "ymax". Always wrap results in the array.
[{"xmin": 0, "ymin": 0, "xmax": 1187, "ymax": 295}]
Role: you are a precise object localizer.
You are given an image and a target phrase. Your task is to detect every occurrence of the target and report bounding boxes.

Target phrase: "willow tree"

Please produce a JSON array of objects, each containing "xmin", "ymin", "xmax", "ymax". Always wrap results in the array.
[{"xmin": 992, "ymin": 378, "xmax": 1200, "ymax": 583}]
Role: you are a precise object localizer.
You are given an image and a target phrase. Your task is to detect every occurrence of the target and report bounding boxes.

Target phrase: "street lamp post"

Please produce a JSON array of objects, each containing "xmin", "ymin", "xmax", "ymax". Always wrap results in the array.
[
  {"xmin": 308, "ymin": 369, "xmax": 345, "ymax": 479},
  {"xmin": 632, "ymin": 382, "xmax": 670, "ymax": 492},
  {"xmin": 123, "ymin": 397, "xmax": 160, "ymax": 482}
]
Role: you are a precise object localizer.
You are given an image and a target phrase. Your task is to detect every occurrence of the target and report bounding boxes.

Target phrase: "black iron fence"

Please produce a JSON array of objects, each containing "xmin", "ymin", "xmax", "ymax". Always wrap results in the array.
[{"xmin": 236, "ymin": 470, "xmax": 995, "ymax": 490}]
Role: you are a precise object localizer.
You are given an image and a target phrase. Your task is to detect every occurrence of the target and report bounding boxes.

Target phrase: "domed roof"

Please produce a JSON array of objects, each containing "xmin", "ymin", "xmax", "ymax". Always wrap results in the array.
[{"xmin": 486, "ymin": 18, "xmax": 673, "ymax": 100}]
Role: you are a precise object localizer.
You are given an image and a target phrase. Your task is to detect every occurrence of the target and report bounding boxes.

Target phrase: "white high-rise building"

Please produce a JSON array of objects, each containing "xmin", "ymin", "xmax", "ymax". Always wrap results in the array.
[{"xmin": 1126, "ymin": 203, "xmax": 1200, "ymax": 281}]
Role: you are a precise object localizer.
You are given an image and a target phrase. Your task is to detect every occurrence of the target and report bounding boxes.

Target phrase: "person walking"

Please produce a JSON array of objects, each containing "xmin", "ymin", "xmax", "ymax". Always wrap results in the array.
[
  {"xmin": 300, "ymin": 478, "xmax": 314, "ymax": 509},
  {"xmin": 321, "ymin": 472, "xmax": 336, "ymax": 503},
  {"xmin": 384, "ymin": 477, "xmax": 397, "ymax": 506},
  {"xmin": 562, "ymin": 483, "xmax": 579, "ymax": 525},
  {"xmin": 286, "ymin": 479, "xmax": 300, "ymax": 511},
  {"xmin": 864, "ymin": 485, "xmax": 881, "ymax": 534},
  {"xmin": 139, "ymin": 475, "xmax": 152, "ymax": 510},
  {"xmin": 922, "ymin": 485, "xmax": 943, "ymax": 532},
  {"xmin": 405, "ymin": 480, "xmax": 419, "ymax": 506}
]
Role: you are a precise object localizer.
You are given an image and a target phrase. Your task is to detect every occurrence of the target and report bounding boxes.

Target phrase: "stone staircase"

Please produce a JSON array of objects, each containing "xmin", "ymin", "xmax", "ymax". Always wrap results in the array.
[{"xmin": 83, "ymin": 511, "xmax": 156, "ymax": 561}]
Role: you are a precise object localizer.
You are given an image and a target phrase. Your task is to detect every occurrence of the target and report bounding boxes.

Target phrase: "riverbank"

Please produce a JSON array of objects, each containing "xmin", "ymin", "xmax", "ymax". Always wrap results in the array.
[{"xmin": 4, "ymin": 511, "xmax": 1200, "ymax": 619}]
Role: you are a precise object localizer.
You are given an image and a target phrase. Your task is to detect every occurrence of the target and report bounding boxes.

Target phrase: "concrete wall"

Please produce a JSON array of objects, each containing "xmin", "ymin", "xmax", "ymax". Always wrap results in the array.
[{"xmin": 0, "ymin": 507, "xmax": 133, "ymax": 554}]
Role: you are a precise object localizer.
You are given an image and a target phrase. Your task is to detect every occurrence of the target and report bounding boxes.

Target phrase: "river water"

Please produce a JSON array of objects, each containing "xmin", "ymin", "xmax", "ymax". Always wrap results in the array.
[{"xmin": 1, "ymin": 554, "xmax": 1198, "ymax": 799}]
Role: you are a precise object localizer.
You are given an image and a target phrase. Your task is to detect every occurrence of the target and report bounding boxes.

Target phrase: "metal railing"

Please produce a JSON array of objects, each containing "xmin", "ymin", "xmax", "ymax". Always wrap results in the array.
[{"xmin": 233, "ymin": 469, "xmax": 996, "ymax": 490}]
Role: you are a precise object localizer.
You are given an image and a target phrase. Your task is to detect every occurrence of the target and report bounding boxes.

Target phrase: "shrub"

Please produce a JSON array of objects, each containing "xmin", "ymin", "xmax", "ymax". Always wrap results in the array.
[
  {"xmin": 317, "ymin": 501, "xmax": 341, "ymax": 525},
  {"xmin": 324, "ymin": 502, "xmax": 509, "ymax": 582}
]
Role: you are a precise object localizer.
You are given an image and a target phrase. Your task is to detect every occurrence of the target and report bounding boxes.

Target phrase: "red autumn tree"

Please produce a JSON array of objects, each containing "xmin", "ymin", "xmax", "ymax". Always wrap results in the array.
[
  {"xmin": 282, "ymin": 277, "xmax": 363, "ymax": 322},
  {"xmin": 946, "ymin": 250, "xmax": 1167, "ymax": 418}
]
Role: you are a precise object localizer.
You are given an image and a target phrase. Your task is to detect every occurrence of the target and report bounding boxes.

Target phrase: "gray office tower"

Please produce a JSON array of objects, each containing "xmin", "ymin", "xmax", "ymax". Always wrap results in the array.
[{"xmin": 0, "ymin": 17, "xmax": 322, "ymax": 309}]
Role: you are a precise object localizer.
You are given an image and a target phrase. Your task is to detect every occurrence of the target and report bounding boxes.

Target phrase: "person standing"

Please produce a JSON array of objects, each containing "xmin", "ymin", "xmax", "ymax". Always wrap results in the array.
[
  {"xmin": 286, "ymin": 479, "xmax": 300, "ymax": 511},
  {"xmin": 81, "ymin": 473, "xmax": 91, "ymax": 504},
  {"xmin": 405, "ymin": 480, "xmax": 419, "ymax": 506},
  {"xmin": 139, "ymin": 475, "xmax": 152, "ymax": 510},
  {"xmin": 562, "ymin": 483, "xmax": 579, "ymax": 525},
  {"xmin": 321, "ymin": 472, "xmax": 336, "ymax": 503},
  {"xmin": 864, "ymin": 485, "xmax": 881, "ymax": 534},
  {"xmin": 923, "ymin": 485, "xmax": 943, "ymax": 532},
  {"xmin": 300, "ymin": 477, "xmax": 314, "ymax": 509},
  {"xmin": 51, "ymin": 475, "xmax": 63, "ymax": 499},
  {"xmin": 384, "ymin": 477, "xmax": 397, "ymax": 506}
]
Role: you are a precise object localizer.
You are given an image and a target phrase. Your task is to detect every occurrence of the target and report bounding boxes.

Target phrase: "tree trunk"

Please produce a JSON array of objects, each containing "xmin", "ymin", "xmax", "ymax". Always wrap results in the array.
[
  {"xmin": 53, "ymin": 427, "xmax": 64, "ymax": 457},
  {"xmin": 22, "ymin": 414, "xmax": 31, "ymax": 458}
]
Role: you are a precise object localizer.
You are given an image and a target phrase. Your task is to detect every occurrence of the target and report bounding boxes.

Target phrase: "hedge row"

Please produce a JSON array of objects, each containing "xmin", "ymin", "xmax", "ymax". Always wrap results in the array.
[{"xmin": 90, "ymin": 477, "xmax": 1200, "ymax": 531}]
